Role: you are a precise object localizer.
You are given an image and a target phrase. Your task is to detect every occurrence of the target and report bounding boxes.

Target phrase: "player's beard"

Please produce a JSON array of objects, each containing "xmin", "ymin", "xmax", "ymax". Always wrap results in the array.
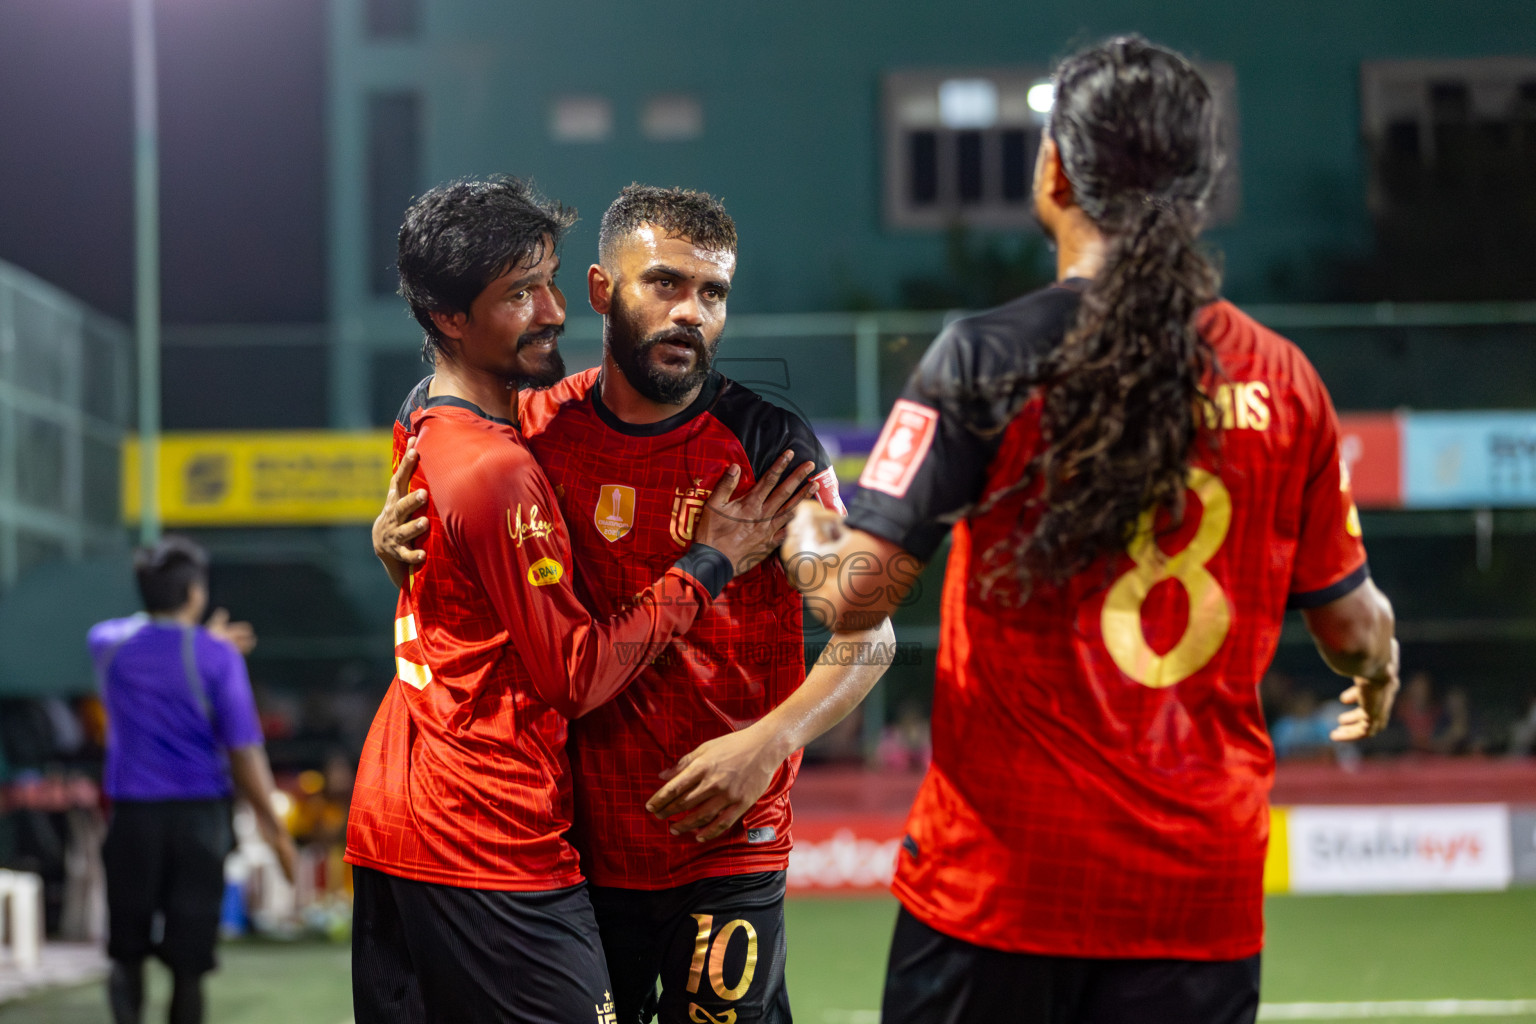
[
  {"xmin": 606, "ymin": 292, "xmax": 720, "ymax": 405},
  {"xmin": 514, "ymin": 324, "xmax": 567, "ymax": 390}
]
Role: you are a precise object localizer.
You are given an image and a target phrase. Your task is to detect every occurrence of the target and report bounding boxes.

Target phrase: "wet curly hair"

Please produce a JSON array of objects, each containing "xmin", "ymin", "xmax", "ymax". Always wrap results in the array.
[{"xmin": 984, "ymin": 36, "xmax": 1225, "ymax": 591}]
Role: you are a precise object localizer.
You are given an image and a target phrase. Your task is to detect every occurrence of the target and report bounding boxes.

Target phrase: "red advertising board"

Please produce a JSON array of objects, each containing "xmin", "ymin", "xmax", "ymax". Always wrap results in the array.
[
  {"xmin": 1337, "ymin": 412, "xmax": 1403, "ymax": 509},
  {"xmin": 787, "ymin": 815, "xmax": 905, "ymax": 895},
  {"xmin": 787, "ymin": 769, "xmax": 917, "ymax": 895}
]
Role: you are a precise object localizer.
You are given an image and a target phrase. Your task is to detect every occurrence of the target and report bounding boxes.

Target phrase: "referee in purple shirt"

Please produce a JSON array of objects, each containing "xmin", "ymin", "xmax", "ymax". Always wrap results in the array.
[{"xmin": 88, "ymin": 537, "xmax": 296, "ymax": 1024}]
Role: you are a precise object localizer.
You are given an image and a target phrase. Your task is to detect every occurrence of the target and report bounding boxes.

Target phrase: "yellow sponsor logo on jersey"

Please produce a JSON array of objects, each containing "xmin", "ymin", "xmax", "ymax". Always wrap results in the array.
[
  {"xmin": 508, "ymin": 504, "xmax": 554, "ymax": 547},
  {"xmin": 527, "ymin": 557, "xmax": 564, "ymax": 586}
]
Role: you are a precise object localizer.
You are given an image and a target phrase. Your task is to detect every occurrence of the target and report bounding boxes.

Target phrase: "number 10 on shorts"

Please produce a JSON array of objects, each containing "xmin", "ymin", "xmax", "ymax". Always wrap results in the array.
[{"xmin": 687, "ymin": 914, "xmax": 759, "ymax": 1003}]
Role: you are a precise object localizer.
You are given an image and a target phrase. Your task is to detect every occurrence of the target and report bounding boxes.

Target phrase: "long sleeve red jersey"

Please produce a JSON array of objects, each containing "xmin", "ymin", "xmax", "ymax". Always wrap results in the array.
[{"xmin": 346, "ymin": 399, "xmax": 726, "ymax": 890}]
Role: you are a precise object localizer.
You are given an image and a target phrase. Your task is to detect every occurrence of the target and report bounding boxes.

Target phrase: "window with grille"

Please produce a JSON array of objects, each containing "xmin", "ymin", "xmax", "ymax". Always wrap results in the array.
[
  {"xmin": 1361, "ymin": 58, "xmax": 1536, "ymax": 213},
  {"xmin": 883, "ymin": 65, "xmax": 1240, "ymax": 231},
  {"xmin": 1359, "ymin": 57, "xmax": 1536, "ymax": 299}
]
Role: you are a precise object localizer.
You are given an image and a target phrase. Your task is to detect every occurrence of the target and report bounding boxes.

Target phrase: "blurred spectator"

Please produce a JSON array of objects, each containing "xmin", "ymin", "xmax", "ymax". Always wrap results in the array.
[
  {"xmin": 1507, "ymin": 692, "xmax": 1536, "ymax": 758},
  {"xmin": 0, "ymin": 699, "xmax": 61, "ymax": 772},
  {"xmin": 876, "ymin": 700, "xmax": 932, "ymax": 772},
  {"xmin": 1397, "ymin": 671, "xmax": 1442, "ymax": 753},
  {"xmin": 1395, "ymin": 672, "xmax": 1486, "ymax": 756},
  {"xmin": 291, "ymin": 751, "xmax": 353, "ymax": 853},
  {"xmin": 0, "ymin": 700, "xmax": 103, "ymax": 934},
  {"xmin": 290, "ymin": 751, "xmax": 356, "ymax": 919},
  {"xmin": 253, "ymin": 682, "xmax": 298, "ymax": 741},
  {"xmin": 1270, "ymin": 690, "xmax": 1333, "ymax": 760},
  {"xmin": 89, "ymin": 536, "xmax": 297, "ymax": 1024},
  {"xmin": 1269, "ymin": 689, "xmax": 1362, "ymax": 769},
  {"xmin": 77, "ymin": 694, "xmax": 108, "ymax": 758},
  {"xmin": 1430, "ymin": 686, "xmax": 1484, "ymax": 755}
]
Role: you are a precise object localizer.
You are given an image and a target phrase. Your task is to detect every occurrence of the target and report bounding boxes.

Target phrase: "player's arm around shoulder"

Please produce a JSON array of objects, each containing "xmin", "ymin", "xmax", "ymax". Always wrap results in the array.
[
  {"xmin": 647, "ymin": 611, "xmax": 895, "ymax": 843},
  {"xmin": 373, "ymin": 436, "xmax": 428, "ymax": 589},
  {"xmin": 373, "ymin": 416, "xmax": 818, "ymax": 716},
  {"xmin": 370, "ymin": 415, "xmax": 528, "ymax": 580},
  {"xmin": 648, "ymin": 497, "xmax": 909, "ymax": 843},
  {"xmin": 454, "ymin": 440, "xmax": 817, "ymax": 718},
  {"xmin": 369, "ymin": 419, "xmax": 503, "ymax": 583}
]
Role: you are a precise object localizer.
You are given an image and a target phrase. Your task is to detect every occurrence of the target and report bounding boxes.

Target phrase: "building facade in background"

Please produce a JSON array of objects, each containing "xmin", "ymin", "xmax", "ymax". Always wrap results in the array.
[{"xmin": 326, "ymin": 0, "xmax": 1535, "ymax": 426}]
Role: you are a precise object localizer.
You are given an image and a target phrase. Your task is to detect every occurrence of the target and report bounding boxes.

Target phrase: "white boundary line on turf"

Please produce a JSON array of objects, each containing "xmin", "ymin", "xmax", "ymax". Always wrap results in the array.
[
  {"xmin": 1259, "ymin": 1000, "xmax": 1536, "ymax": 1020},
  {"xmin": 824, "ymin": 1002, "xmax": 1536, "ymax": 1024}
]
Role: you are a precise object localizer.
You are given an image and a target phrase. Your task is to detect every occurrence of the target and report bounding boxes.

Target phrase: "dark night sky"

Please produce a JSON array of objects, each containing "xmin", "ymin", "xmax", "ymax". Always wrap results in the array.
[{"xmin": 0, "ymin": 0, "xmax": 326, "ymax": 324}]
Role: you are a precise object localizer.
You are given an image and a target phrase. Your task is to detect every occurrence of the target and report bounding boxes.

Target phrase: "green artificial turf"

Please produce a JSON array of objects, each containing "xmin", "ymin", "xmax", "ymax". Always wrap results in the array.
[
  {"xmin": 0, "ymin": 940, "xmax": 354, "ymax": 1024},
  {"xmin": 5, "ymin": 891, "xmax": 1533, "ymax": 1023},
  {"xmin": 1262, "ymin": 889, "xmax": 1536, "ymax": 1005}
]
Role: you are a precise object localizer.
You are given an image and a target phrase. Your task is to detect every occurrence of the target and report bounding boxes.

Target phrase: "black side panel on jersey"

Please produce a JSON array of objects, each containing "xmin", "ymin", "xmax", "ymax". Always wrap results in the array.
[
  {"xmin": 394, "ymin": 376, "xmax": 515, "ymax": 430},
  {"xmin": 709, "ymin": 378, "xmax": 834, "ymax": 481},
  {"xmin": 396, "ymin": 376, "xmax": 433, "ymax": 431},
  {"xmin": 844, "ymin": 282, "xmax": 1084, "ymax": 563}
]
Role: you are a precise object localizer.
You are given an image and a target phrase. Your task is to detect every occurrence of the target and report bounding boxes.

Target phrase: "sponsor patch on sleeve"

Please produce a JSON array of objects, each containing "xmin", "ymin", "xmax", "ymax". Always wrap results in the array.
[
  {"xmin": 858, "ymin": 399, "xmax": 940, "ymax": 499},
  {"xmin": 812, "ymin": 466, "xmax": 847, "ymax": 514},
  {"xmin": 527, "ymin": 557, "xmax": 564, "ymax": 586}
]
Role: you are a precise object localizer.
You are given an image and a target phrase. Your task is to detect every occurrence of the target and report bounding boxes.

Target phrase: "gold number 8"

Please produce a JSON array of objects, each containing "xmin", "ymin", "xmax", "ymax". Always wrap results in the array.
[{"xmin": 1100, "ymin": 468, "xmax": 1233, "ymax": 688}]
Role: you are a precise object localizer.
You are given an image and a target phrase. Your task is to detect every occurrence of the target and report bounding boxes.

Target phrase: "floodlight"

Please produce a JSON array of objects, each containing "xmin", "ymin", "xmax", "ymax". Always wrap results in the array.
[{"xmin": 939, "ymin": 79, "xmax": 999, "ymax": 129}]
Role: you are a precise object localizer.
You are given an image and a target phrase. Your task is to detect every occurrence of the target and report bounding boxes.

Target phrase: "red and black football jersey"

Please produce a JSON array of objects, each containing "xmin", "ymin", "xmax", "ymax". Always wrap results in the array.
[
  {"xmin": 846, "ymin": 283, "xmax": 1367, "ymax": 959},
  {"xmin": 521, "ymin": 367, "xmax": 843, "ymax": 889},
  {"xmin": 345, "ymin": 398, "xmax": 728, "ymax": 891}
]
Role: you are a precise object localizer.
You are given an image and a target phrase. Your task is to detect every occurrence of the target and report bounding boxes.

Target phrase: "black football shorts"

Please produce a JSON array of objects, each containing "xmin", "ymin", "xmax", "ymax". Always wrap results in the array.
[
  {"xmin": 588, "ymin": 870, "xmax": 790, "ymax": 1024},
  {"xmin": 102, "ymin": 799, "xmax": 234, "ymax": 975},
  {"xmin": 882, "ymin": 907, "xmax": 1260, "ymax": 1024},
  {"xmin": 351, "ymin": 865, "xmax": 615, "ymax": 1023}
]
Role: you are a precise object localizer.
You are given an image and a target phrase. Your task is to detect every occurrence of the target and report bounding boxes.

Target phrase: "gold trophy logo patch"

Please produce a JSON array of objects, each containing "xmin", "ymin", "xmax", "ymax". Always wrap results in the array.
[{"xmin": 595, "ymin": 484, "xmax": 636, "ymax": 543}]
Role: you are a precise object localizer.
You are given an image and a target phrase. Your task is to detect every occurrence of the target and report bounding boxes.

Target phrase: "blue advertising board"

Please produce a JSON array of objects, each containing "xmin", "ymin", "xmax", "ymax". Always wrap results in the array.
[{"xmin": 1401, "ymin": 413, "xmax": 1536, "ymax": 508}]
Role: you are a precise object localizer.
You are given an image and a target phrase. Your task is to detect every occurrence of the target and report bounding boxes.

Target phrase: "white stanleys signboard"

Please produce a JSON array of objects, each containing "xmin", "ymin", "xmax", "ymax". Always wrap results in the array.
[{"xmin": 1287, "ymin": 804, "xmax": 1512, "ymax": 894}]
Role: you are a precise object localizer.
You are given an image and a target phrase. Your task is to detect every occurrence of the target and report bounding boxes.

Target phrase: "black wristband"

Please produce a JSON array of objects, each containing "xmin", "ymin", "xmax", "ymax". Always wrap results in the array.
[{"xmin": 672, "ymin": 543, "xmax": 735, "ymax": 600}]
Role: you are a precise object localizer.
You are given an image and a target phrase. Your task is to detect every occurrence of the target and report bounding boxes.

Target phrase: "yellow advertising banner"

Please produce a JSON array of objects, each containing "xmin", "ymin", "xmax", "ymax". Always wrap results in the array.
[
  {"xmin": 122, "ymin": 431, "xmax": 393, "ymax": 526},
  {"xmin": 1263, "ymin": 806, "xmax": 1290, "ymax": 894}
]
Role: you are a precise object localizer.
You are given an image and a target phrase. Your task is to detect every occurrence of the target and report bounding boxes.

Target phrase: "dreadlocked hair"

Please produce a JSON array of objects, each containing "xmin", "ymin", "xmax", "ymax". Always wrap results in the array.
[{"xmin": 988, "ymin": 36, "xmax": 1224, "ymax": 592}]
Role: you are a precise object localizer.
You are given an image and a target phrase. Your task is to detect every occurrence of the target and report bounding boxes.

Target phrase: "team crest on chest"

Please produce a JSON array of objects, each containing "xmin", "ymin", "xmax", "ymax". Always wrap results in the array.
[
  {"xmin": 670, "ymin": 478, "xmax": 711, "ymax": 547},
  {"xmin": 595, "ymin": 484, "xmax": 636, "ymax": 542}
]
